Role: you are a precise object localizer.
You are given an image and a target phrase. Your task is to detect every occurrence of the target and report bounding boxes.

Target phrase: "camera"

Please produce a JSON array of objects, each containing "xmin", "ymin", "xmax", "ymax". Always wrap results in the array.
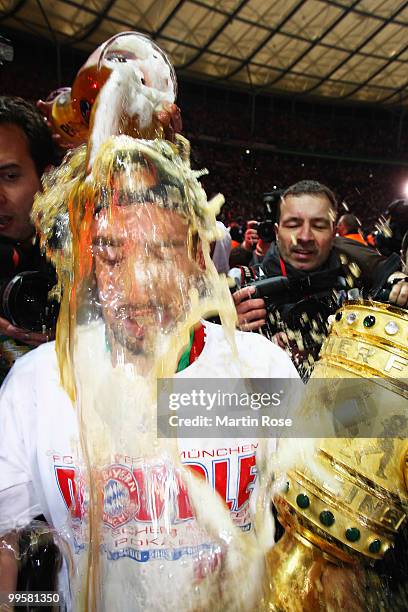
[
  {"xmin": 250, "ymin": 189, "xmax": 284, "ymax": 244},
  {"xmin": 256, "ymin": 220, "xmax": 275, "ymax": 242},
  {"xmin": 263, "ymin": 189, "xmax": 284, "ymax": 222},
  {"xmin": 0, "ymin": 238, "xmax": 59, "ymax": 333},
  {"xmin": 235, "ymin": 265, "xmax": 347, "ymax": 378},
  {"xmin": 248, "ymin": 269, "xmax": 346, "ymax": 306},
  {"xmin": 250, "ymin": 272, "xmax": 345, "ymax": 351}
]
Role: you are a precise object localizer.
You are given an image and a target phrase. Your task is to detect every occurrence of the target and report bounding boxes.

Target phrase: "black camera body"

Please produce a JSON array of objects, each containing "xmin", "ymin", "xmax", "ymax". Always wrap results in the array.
[
  {"xmin": 255, "ymin": 220, "xmax": 275, "ymax": 242},
  {"xmin": 0, "ymin": 238, "xmax": 59, "ymax": 333},
  {"xmin": 252, "ymin": 273, "xmax": 344, "ymax": 343},
  {"xmin": 237, "ymin": 265, "xmax": 346, "ymax": 378},
  {"xmin": 248, "ymin": 269, "xmax": 345, "ymax": 308},
  {"xmin": 250, "ymin": 190, "xmax": 284, "ymax": 244}
]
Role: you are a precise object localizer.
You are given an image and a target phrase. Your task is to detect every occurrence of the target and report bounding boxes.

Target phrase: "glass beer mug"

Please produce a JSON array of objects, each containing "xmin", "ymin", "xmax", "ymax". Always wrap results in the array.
[{"xmin": 50, "ymin": 31, "xmax": 177, "ymax": 146}]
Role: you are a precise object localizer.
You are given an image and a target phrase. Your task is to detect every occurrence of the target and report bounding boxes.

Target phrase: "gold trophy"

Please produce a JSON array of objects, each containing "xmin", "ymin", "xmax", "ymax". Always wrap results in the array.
[{"xmin": 266, "ymin": 300, "xmax": 408, "ymax": 611}]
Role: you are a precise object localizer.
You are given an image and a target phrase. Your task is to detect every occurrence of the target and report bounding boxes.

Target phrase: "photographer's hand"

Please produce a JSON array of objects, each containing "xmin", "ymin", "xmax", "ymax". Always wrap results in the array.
[
  {"xmin": 255, "ymin": 239, "xmax": 271, "ymax": 259},
  {"xmin": 0, "ymin": 316, "xmax": 52, "ymax": 346},
  {"xmin": 242, "ymin": 221, "xmax": 259, "ymax": 251},
  {"xmin": 233, "ymin": 286, "xmax": 266, "ymax": 331},
  {"xmin": 387, "ymin": 273, "xmax": 408, "ymax": 307},
  {"xmin": 36, "ymin": 98, "xmax": 78, "ymax": 150}
]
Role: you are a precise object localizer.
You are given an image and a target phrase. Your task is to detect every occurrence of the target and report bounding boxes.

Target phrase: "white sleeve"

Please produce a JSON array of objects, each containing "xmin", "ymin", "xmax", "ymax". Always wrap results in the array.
[{"xmin": 0, "ymin": 358, "xmax": 42, "ymax": 534}]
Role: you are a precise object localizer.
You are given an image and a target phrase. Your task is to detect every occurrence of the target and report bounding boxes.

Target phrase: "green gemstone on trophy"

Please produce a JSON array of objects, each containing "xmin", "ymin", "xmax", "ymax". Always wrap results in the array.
[
  {"xmin": 369, "ymin": 539, "xmax": 381, "ymax": 553},
  {"xmin": 363, "ymin": 315, "xmax": 376, "ymax": 328},
  {"xmin": 296, "ymin": 494, "xmax": 310, "ymax": 509},
  {"xmin": 345, "ymin": 527, "xmax": 360, "ymax": 542},
  {"xmin": 319, "ymin": 510, "xmax": 335, "ymax": 527}
]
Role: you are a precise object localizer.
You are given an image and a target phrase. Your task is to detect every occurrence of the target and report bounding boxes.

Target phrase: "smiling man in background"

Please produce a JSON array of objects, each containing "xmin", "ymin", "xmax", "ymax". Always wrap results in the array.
[{"xmin": 0, "ymin": 96, "xmax": 58, "ymax": 382}]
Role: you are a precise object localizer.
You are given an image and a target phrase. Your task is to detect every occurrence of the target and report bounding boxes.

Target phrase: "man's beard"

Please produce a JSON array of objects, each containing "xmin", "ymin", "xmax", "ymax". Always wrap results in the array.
[
  {"xmin": 109, "ymin": 321, "xmax": 156, "ymax": 356},
  {"xmin": 108, "ymin": 313, "xmax": 181, "ymax": 358}
]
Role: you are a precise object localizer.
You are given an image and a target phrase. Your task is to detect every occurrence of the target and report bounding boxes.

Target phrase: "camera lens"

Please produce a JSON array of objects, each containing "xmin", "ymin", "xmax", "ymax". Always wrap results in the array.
[{"xmin": 2, "ymin": 271, "xmax": 59, "ymax": 332}]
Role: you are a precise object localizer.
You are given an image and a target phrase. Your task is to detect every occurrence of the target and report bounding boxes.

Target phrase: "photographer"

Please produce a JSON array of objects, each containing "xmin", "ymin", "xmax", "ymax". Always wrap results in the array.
[
  {"xmin": 237, "ymin": 219, "xmax": 272, "ymax": 265},
  {"xmin": 233, "ymin": 180, "xmax": 408, "ymax": 377},
  {"xmin": 0, "ymin": 96, "xmax": 59, "ymax": 383},
  {"xmin": 233, "ymin": 191, "xmax": 281, "ymax": 267}
]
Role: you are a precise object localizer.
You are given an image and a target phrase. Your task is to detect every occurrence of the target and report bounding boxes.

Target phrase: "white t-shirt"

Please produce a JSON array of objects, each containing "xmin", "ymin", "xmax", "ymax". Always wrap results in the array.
[{"xmin": 0, "ymin": 322, "xmax": 298, "ymax": 610}]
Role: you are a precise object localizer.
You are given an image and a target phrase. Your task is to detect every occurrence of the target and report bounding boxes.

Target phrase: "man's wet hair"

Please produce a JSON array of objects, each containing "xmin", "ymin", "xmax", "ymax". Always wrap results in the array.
[
  {"xmin": 95, "ymin": 148, "xmax": 186, "ymax": 213},
  {"xmin": 277, "ymin": 180, "xmax": 337, "ymax": 222},
  {"xmin": 33, "ymin": 136, "xmax": 214, "ymax": 275},
  {"xmin": 0, "ymin": 96, "xmax": 59, "ymax": 177}
]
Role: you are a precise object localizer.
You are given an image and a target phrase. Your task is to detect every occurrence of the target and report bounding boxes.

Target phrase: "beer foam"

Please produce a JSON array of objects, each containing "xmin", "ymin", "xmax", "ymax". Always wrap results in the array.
[{"xmin": 88, "ymin": 36, "xmax": 176, "ymax": 168}]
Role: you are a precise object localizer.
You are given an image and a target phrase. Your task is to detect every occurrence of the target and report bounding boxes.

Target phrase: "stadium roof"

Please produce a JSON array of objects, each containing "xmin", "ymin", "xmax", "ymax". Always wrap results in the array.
[{"xmin": 3, "ymin": 0, "xmax": 408, "ymax": 105}]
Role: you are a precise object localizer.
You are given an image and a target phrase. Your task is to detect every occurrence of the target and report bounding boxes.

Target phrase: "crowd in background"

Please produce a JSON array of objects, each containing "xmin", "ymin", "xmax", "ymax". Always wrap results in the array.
[
  {"xmin": 189, "ymin": 143, "xmax": 406, "ymax": 232},
  {"xmin": 182, "ymin": 99, "xmax": 404, "ymax": 158}
]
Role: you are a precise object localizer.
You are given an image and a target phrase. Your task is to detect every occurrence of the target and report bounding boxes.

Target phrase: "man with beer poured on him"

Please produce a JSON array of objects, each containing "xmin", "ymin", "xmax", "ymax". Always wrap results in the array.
[
  {"xmin": 0, "ymin": 135, "xmax": 299, "ymax": 611},
  {"xmin": 91, "ymin": 150, "xmax": 200, "ymax": 369}
]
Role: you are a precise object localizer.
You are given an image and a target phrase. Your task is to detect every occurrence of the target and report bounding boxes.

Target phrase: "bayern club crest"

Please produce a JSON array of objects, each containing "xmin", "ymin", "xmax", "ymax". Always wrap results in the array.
[{"xmin": 102, "ymin": 465, "xmax": 139, "ymax": 528}]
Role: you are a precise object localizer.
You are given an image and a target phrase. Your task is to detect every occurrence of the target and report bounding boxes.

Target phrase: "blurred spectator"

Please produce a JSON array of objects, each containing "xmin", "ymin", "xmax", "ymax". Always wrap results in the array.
[
  {"xmin": 228, "ymin": 222, "xmax": 244, "ymax": 248},
  {"xmin": 229, "ymin": 245, "xmax": 253, "ymax": 268},
  {"xmin": 336, "ymin": 213, "xmax": 368, "ymax": 245},
  {"xmin": 375, "ymin": 199, "xmax": 408, "ymax": 256}
]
